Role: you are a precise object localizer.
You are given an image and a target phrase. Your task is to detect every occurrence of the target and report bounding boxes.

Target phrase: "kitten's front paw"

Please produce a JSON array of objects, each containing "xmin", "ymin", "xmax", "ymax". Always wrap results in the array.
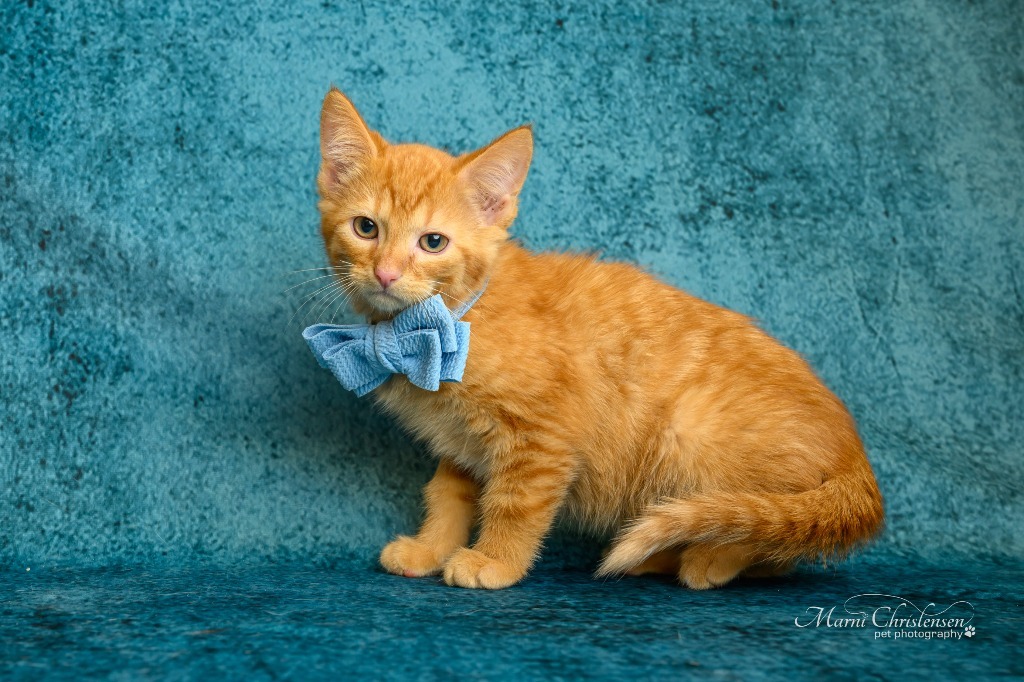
[
  {"xmin": 379, "ymin": 535, "xmax": 446, "ymax": 578},
  {"xmin": 442, "ymin": 548, "xmax": 524, "ymax": 589}
]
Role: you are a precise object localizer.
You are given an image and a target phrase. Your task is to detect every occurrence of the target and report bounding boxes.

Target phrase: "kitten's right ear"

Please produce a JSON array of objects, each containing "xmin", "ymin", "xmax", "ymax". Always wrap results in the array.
[
  {"xmin": 458, "ymin": 125, "xmax": 534, "ymax": 229},
  {"xmin": 319, "ymin": 87, "xmax": 378, "ymax": 193}
]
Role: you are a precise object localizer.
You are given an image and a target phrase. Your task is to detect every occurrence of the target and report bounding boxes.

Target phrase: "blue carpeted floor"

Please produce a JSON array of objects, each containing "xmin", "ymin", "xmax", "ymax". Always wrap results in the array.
[
  {"xmin": 1, "ymin": 1, "xmax": 1022, "ymax": 679},
  {"xmin": 3, "ymin": 557, "xmax": 1022, "ymax": 680}
]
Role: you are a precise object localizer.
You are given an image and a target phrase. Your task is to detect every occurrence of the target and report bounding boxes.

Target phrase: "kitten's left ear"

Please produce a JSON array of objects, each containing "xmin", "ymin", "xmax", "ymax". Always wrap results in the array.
[{"xmin": 458, "ymin": 126, "xmax": 533, "ymax": 229}]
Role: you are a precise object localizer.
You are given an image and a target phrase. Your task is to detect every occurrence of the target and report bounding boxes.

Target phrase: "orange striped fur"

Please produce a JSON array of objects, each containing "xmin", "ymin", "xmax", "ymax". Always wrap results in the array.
[{"xmin": 316, "ymin": 88, "xmax": 884, "ymax": 589}]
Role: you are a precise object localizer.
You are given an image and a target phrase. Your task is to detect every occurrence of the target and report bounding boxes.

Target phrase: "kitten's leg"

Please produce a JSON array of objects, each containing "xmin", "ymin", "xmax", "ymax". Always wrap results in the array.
[
  {"xmin": 677, "ymin": 542, "xmax": 755, "ymax": 590},
  {"xmin": 380, "ymin": 459, "xmax": 479, "ymax": 578},
  {"xmin": 443, "ymin": 449, "xmax": 574, "ymax": 589}
]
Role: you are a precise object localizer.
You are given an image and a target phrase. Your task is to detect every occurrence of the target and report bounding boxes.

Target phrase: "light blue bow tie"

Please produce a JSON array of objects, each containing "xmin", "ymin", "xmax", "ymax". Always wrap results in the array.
[{"xmin": 302, "ymin": 289, "xmax": 483, "ymax": 397}]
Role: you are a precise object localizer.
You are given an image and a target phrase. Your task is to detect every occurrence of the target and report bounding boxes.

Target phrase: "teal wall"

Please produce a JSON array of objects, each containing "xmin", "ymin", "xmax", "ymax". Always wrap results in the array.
[{"xmin": 2, "ymin": 1, "xmax": 1022, "ymax": 569}]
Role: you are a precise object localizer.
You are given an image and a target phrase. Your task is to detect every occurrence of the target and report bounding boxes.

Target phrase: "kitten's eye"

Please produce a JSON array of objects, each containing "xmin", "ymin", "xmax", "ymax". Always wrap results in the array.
[
  {"xmin": 419, "ymin": 233, "xmax": 449, "ymax": 253},
  {"xmin": 353, "ymin": 216, "xmax": 378, "ymax": 239}
]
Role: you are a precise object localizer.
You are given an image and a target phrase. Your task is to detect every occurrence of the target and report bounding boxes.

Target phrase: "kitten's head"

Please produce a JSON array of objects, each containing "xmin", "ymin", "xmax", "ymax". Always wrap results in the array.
[{"xmin": 316, "ymin": 87, "xmax": 532, "ymax": 318}]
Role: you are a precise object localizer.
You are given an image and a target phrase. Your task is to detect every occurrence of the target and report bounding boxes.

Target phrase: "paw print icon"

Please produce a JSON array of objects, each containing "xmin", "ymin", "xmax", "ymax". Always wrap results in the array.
[{"xmin": 964, "ymin": 625, "xmax": 976, "ymax": 638}]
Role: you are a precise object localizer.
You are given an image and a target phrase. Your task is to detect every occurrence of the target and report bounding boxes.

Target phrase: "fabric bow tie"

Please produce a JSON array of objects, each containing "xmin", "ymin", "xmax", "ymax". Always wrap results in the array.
[{"xmin": 302, "ymin": 289, "xmax": 482, "ymax": 397}]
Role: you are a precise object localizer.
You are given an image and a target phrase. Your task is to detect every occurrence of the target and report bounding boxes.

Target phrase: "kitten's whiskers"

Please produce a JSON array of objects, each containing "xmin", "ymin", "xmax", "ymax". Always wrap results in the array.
[
  {"xmin": 289, "ymin": 279, "xmax": 343, "ymax": 325},
  {"xmin": 284, "ymin": 266, "xmax": 342, "ymax": 276},
  {"xmin": 424, "ymin": 279, "xmax": 492, "ymax": 315},
  {"xmin": 281, "ymin": 271, "xmax": 342, "ymax": 294},
  {"xmin": 313, "ymin": 277, "xmax": 355, "ymax": 324}
]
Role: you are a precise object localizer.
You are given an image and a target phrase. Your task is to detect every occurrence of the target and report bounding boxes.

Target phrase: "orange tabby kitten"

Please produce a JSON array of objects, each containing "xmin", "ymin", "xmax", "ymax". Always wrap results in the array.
[{"xmin": 314, "ymin": 87, "xmax": 884, "ymax": 590}]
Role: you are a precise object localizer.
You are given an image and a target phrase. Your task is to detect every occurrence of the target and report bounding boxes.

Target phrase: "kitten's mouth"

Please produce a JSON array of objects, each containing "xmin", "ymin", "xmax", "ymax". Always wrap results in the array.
[{"xmin": 365, "ymin": 289, "xmax": 414, "ymax": 313}]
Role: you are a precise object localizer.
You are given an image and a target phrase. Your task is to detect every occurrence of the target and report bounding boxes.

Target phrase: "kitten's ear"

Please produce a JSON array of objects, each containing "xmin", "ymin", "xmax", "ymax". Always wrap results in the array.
[
  {"xmin": 319, "ymin": 87, "xmax": 378, "ymax": 193},
  {"xmin": 458, "ymin": 126, "xmax": 533, "ymax": 228}
]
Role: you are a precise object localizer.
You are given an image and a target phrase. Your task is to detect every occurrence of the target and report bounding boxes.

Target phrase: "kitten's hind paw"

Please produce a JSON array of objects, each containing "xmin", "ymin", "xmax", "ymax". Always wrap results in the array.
[
  {"xmin": 595, "ymin": 517, "xmax": 667, "ymax": 578},
  {"xmin": 442, "ymin": 548, "xmax": 524, "ymax": 589},
  {"xmin": 678, "ymin": 543, "xmax": 753, "ymax": 590},
  {"xmin": 379, "ymin": 536, "xmax": 446, "ymax": 578}
]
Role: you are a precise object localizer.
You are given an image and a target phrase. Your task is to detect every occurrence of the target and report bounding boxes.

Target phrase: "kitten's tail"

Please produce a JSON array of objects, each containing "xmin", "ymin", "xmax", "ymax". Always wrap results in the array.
[{"xmin": 595, "ymin": 465, "xmax": 884, "ymax": 578}]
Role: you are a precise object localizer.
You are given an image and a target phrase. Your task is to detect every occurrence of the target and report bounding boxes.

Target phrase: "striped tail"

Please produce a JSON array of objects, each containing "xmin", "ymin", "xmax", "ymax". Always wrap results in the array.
[{"xmin": 595, "ymin": 466, "xmax": 884, "ymax": 578}]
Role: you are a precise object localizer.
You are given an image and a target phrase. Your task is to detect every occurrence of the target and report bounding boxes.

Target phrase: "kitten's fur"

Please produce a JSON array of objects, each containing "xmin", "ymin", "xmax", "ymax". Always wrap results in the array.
[{"xmin": 316, "ymin": 88, "xmax": 884, "ymax": 589}]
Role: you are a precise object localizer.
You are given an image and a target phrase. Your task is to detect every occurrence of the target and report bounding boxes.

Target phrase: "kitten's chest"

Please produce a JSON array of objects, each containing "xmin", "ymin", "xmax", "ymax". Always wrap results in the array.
[{"xmin": 373, "ymin": 378, "xmax": 509, "ymax": 479}]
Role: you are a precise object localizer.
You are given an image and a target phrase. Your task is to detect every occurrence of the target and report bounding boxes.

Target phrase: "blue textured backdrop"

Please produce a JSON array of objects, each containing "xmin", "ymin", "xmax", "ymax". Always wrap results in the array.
[{"xmin": 2, "ymin": 0, "xmax": 1022, "ymax": 679}]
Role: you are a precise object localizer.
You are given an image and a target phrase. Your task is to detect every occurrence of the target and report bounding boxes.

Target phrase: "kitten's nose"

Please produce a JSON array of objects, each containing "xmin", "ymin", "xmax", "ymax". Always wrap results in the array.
[{"xmin": 374, "ymin": 267, "xmax": 402, "ymax": 289}]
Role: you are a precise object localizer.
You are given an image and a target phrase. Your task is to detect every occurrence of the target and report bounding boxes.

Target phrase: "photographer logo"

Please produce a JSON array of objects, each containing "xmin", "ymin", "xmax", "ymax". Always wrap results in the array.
[{"xmin": 794, "ymin": 594, "xmax": 975, "ymax": 640}]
